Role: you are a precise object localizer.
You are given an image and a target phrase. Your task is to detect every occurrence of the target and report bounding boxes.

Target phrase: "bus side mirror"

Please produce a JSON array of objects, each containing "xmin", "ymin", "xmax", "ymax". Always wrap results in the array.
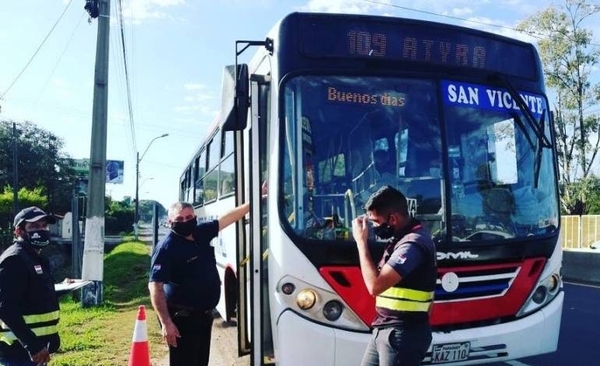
[{"xmin": 221, "ymin": 64, "xmax": 249, "ymax": 131}]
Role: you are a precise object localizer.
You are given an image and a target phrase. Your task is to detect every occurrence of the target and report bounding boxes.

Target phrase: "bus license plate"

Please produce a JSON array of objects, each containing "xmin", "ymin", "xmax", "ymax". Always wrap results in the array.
[{"xmin": 431, "ymin": 342, "xmax": 470, "ymax": 363}]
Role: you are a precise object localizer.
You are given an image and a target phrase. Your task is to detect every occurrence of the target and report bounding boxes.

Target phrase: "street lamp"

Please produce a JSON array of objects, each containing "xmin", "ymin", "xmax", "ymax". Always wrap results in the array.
[
  {"xmin": 135, "ymin": 133, "xmax": 168, "ymax": 240},
  {"xmin": 140, "ymin": 177, "xmax": 154, "ymax": 189}
]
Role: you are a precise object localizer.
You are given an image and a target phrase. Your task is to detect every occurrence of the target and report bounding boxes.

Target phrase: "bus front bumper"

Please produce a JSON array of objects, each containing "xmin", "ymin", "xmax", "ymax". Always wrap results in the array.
[
  {"xmin": 424, "ymin": 291, "xmax": 564, "ymax": 365},
  {"xmin": 275, "ymin": 291, "xmax": 563, "ymax": 366}
]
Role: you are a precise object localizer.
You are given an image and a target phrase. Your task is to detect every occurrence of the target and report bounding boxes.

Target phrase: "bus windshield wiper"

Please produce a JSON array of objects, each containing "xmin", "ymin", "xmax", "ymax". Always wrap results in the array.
[
  {"xmin": 491, "ymin": 74, "xmax": 552, "ymax": 149},
  {"xmin": 533, "ymin": 109, "xmax": 547, "ymax": 189},
  {"xmin": 491, "ymin": 74, "xmax": 551, "ymax": 188}
]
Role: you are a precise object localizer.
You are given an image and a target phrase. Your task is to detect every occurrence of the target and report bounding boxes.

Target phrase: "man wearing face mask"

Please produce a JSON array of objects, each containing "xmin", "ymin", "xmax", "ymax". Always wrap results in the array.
[
  {"xmin": 352, "ymin": 186, "xmax": 437, "ymax": 366},
  {"xmin": 148, "ymin": 200, "xmax": 252, "ymax": 366},
  {"xmin": 0, "ymin": 207, "xmax": 61, "ymax": 366}
]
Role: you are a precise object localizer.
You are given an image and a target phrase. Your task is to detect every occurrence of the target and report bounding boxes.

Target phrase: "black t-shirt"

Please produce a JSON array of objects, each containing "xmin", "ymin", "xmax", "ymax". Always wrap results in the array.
[
  {"xmin": 149, "ymin": 220, "xmax": 220, "ymax": 311},
  {"xmin": 0, "ymin": 243, "xmax": 61, "ymax": 360}
]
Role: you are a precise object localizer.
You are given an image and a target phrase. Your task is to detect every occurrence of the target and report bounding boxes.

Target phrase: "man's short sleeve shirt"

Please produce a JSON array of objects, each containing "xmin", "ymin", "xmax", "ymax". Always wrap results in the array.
[
  {"xmin": 384, "ymin": 229, "xmax": 436, "ymax": 287},
  {"xmin": 384, "ymin": 239, "xmax": 425, "ymax": 278},
  {"xmin": 149, "ymin": 220, "xmax": 220, "ymax": 310}
]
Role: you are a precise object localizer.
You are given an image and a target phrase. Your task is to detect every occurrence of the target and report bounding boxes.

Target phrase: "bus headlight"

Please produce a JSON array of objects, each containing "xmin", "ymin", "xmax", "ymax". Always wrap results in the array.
[
  {"xmin": 276, "ymin": 275, "xmax": 370, "ymax": 332},
  {"xmin": 531, "ymin": 286, "xmax": 547, "ymax": 304},
  {"xmin": 281, "ymin": 282, "xmax": 295, "ymax": 295},
  {"xmin": 517, "ymin": 270, "xmax": 562, "ymax": 317},
  {"xmin": 548, "ymin": 274, "xmax": 560, "ymax": 293},
  {"xmin": 323, "ymin": 300, "xmax": 343, "ymax": 321},
  {"xmin": 296, "ymin": 289, "xmax": 317, "ymax": 310}
]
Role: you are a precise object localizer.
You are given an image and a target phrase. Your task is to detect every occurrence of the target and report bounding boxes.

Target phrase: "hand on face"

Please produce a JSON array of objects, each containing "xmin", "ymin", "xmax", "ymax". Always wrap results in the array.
[{"xmin": 352, "ymin": 216, "xmax": 369, "ymax": 247}]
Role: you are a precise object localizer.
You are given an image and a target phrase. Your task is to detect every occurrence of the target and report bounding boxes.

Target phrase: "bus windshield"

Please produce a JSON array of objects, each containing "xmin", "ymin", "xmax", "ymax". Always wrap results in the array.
[
  {"xmin": 281, "ymin": 75, "xmax": 441, "ymax": 241},
  {"xmin": 442, "ymin": 81, "xmax": 559, "ymax": 242},
  {"xmin": 281, "ymin": 75, "xmax": 559, "ymax": 245}
]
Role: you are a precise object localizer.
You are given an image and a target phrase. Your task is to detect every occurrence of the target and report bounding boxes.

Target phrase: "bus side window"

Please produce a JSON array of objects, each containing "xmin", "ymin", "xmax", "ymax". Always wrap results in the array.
[
  {"xmin": 195, "ymin": 179, "xmax": 204, "ymax": 206},
  {"xmin": 221, "ymin": 178, "xmax": 233, "ymax": 195}
]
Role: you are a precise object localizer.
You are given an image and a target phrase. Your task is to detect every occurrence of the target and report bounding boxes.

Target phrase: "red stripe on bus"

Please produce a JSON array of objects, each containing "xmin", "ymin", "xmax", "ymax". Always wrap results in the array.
[{"xmin": 319, "ymin": 257, "xmax": 546, "ymax": 327}]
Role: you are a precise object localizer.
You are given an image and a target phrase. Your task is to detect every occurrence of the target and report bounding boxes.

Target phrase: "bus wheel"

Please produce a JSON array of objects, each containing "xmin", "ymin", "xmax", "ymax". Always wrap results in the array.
[{"xmin": 224, "ymin": 270, "xmax": 238, "ymax": 327}]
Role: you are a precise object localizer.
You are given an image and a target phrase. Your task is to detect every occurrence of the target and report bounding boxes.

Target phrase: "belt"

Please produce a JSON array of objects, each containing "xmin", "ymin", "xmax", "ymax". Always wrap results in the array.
[{"xmin": 167, "ymin": 303, "xmax": 212, "ymax": 317}]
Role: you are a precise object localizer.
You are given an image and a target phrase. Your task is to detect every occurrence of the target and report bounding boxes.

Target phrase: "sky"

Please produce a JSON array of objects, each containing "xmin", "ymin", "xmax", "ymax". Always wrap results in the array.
[{"xmin": 0, "ymin": 0, "xmax": 595, "ymax": 210}]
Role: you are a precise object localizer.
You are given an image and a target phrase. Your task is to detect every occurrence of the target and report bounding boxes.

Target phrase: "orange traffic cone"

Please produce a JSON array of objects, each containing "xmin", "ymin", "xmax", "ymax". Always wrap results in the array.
[{"xmin": 128, "ymin": 305, "xmax": 150, "ymax": 366}]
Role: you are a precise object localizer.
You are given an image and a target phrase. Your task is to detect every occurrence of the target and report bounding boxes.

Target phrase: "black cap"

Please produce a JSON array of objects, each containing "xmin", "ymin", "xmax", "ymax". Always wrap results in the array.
[{"xmin": 13, "ymin": 206, "xmax": 57, "ymax": 228}]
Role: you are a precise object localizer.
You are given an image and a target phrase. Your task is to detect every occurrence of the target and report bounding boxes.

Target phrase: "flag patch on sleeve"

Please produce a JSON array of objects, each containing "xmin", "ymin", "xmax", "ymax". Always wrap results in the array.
[
  {"xmin": 394, "ymin": 255, "xmax": 407, "ymax": 265},
  {"xmin": 152, "ymin": 264, "xmax": 162, "ymax": 271}
]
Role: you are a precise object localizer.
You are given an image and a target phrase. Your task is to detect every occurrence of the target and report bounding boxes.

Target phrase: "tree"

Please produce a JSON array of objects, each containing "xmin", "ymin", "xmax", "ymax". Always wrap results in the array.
[
  {"xmin": 105, "ymin": 196, "xmax": 134, "ymax": 235},
  {"xmin": 517, "ymin": 0, "xmax": 600, "ymax": 214},
  {"xmin": 139, "ymin": 200, "xmax": 166, "ymax": 223},
  {"xmin": 0, "ymin": 186, "xmax": 47, "ymax": 228},
  {"xmin": 0, "ymin": 120, "xmax": 79, "ymax": 214},
  {"xmin": 584, "ymin": 175, "xmax": 600, "ymax": 214}
]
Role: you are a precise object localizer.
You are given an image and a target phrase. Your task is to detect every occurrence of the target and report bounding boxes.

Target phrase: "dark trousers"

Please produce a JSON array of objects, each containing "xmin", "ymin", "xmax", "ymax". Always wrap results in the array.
[
  {"xmin": 168, "ymin": 308, "xmax": 214, "ymax": 366},
  {"xmin": 0, "ymin": 360, "xmax": 37, "ymax": 366},
  {"xmin": 360, "ymin": 323, "xmax": 432, "ymax": 366}
]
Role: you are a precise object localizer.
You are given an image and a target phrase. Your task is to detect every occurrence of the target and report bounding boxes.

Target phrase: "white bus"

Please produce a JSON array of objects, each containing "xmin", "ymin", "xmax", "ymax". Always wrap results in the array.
[{"xmin": 179, "ymin": 12, "xmax": 563, "ymax": 366}]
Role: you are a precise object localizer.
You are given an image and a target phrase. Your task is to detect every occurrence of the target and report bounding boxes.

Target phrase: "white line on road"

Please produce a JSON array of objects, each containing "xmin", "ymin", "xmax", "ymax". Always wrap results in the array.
[
  {"xmin": 505, "ymin": 361, "xmax": 532, "ymax": 366},
  {"xmin": 564, "ymin": 280, "xmax": 600, "ymax": 289}
]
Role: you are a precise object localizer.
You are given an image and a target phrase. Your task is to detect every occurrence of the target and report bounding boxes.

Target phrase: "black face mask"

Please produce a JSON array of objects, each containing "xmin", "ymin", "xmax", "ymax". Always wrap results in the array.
[
  {"xmin": 373, "ymin": 216, "xmax": 395, "ymax": 240},
  {"xmin": 25, "ymin": 230, "xmax": 51, "ymax": 247},
  {"xmin": 171, "ymin": 219, "xmax": 196, "ymax": 237}
]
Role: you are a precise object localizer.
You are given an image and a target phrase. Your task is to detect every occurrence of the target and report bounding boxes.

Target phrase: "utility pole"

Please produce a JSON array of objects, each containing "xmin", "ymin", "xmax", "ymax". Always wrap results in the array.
[
  {"xmin": 12, "ymin": 122, "xmax": 19, "ymax": 216},
  {"xmin": 81, "ymin": 0, "xmax": 109, "ymax": 307},
  {"xmin": 134, "ymin": 151, "xmax": 139, "ymax": 239}
]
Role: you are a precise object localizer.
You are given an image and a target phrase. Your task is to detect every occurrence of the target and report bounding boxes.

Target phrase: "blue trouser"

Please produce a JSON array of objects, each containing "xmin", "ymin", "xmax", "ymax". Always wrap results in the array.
[
  {"xmin": 0, "ymin": 359, "xmax": 37, "ymax": 366},
  {"xmin": 360, "ymin": 323, "xmax": 432, "ymax": 366},
  {"xmin": 167, "ymin": 307, "xmax": 214, "ymax": 366}
]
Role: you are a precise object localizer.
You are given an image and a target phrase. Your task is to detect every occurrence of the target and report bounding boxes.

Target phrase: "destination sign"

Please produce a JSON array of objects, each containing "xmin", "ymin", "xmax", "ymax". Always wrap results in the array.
[
  {"xmin": 300, "ymin": 16, "xmax": 537, "ymax": 79},
  {"xmin": 441, "ymin": 80, "xmax": 545, "ymax": 117},
  {"xmin": 327, "ymin": 86, "xmax": 406, "ymax": 108}
]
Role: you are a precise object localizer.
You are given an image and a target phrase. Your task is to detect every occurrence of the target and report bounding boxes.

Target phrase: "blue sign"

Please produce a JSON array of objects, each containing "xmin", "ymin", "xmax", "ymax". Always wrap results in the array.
[
  {"xmin": 106, "ymin": 160, "xmax": 124, "ymax": 184},
  {"xmin": 441, "ymin": 80, "xmax": 545, "ymax": 118}
]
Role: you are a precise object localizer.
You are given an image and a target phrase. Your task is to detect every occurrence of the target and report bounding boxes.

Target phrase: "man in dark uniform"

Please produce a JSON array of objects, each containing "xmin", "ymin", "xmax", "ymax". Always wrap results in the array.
[
  {"xmin": 148, "ymin": 201, "xmax": 251, "ymax": 366},
  {"xmin": 0, "ymin": 207, "xmax": 61, "ymax": 366},
  {"xmin": 352, "ymin": 186, "xmax": 437, "ymax": 366}
]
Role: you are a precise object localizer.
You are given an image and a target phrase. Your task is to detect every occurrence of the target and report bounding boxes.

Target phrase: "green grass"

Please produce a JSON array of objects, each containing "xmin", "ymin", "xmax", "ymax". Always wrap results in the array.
[{"xmin": 49, "ymin": 241, "xmax": 168, "ymax": 366}]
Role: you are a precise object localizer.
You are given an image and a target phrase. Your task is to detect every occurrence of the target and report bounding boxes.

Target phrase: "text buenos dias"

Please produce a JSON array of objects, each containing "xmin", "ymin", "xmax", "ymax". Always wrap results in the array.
[{"xmin": 327, "ymin": 87, "xmax": 406, "ymax": 107}]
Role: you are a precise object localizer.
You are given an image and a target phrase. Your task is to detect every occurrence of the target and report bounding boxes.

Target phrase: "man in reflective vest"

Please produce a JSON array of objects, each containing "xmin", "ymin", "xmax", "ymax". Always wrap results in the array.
[
  {"xmin": 0, "ymin": 207, "xmax": 61, "ymax": 366},
  {"xmin": 352, "ymin": 186, "xmax": 437, "ymax": 366}
]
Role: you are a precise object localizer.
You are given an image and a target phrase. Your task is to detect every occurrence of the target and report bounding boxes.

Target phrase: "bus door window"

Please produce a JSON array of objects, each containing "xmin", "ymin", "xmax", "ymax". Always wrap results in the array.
[
  {"xmin": 282, "ymin": 83, "xmax": 307, "ymax": 233},
  {"xmin": 219, "ymin": 131, "xmax": 235, "ymax": 197}
]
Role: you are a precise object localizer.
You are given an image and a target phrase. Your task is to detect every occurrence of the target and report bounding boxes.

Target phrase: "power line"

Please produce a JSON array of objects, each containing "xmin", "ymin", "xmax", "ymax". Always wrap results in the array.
[
  {"xmin": 35, "ymin": 10, "xmax": 87, "ymax": 104},
  {"xmin": 361, "ymin": 0, "xmax": 600, "ymax": 45},
  {"xmin": 0, "ymin": 0, "xmax": 75, "ymax": 100},
  {"xmin": 361, "ymin": 0, "xmax": 521, "ymax": 33},
  {"xmin": 116, "ymin": 0, "xmax": 137, "ymax": 155}
]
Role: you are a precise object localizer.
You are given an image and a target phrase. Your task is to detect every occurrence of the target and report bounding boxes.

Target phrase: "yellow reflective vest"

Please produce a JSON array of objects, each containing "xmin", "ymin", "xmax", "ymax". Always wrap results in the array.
[{"xmin": 376, "ymin": 286, "xmax": 434, "ymax": 313}]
